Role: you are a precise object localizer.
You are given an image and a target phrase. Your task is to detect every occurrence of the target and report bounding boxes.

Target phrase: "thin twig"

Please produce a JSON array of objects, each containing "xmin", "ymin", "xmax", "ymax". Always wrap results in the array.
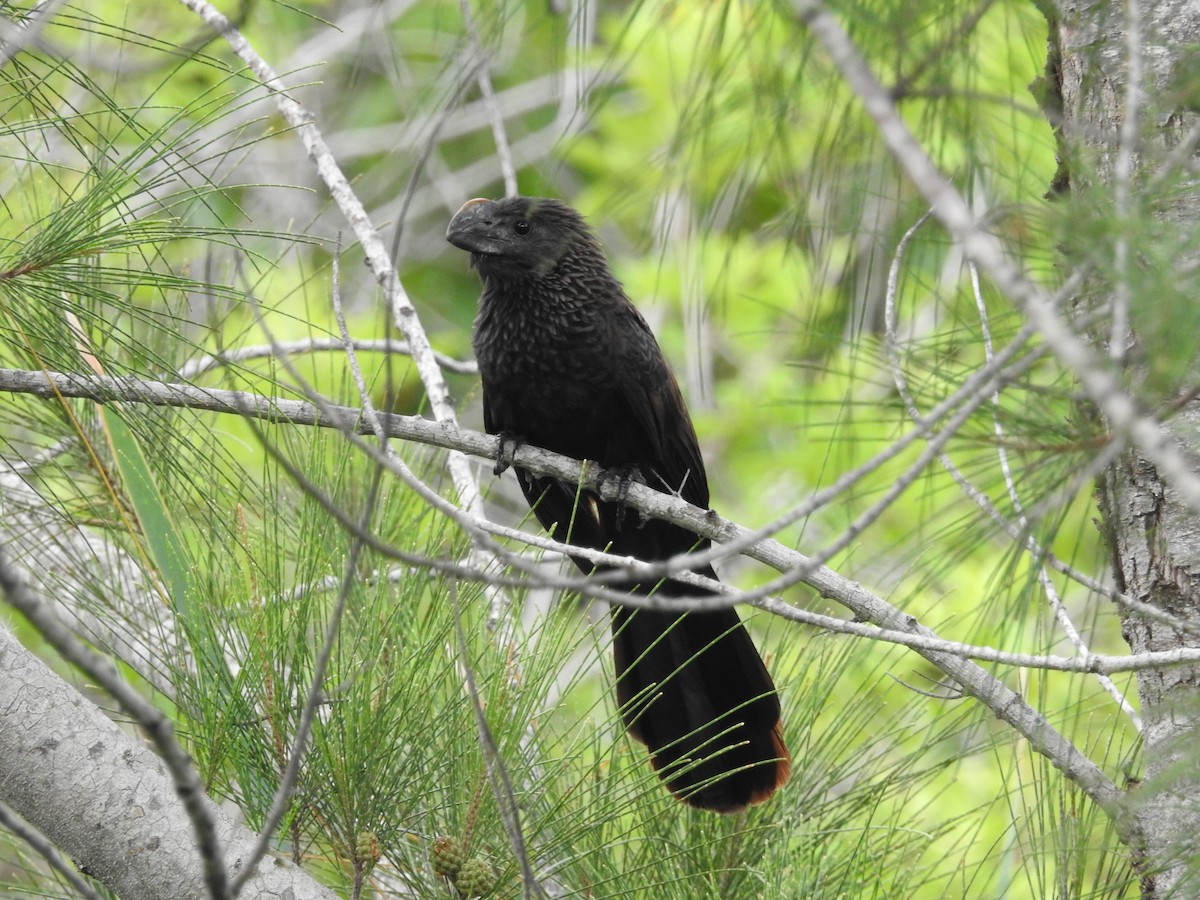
[
  {"xmin": 177, "ymin": 338, "xmax": 477, "ymax": 381},
  {"xmin": 880, "ymin": 212, "xmax": 1147, "ymax": 724},
  {"xmin": 969, "ymin": 260, "xmax": 1142, "ymax": 728},
  {"xmin": 450, "ymin": 587, "xmax": 546, "ymax": 900},
  {"xmin": 887, "ymin": 673, "xmax": 964, "ymax": 701},
  {"xmin": 0, "ymin": 0, "xmax": 64, "ymax": 68},
  {"xmin": 459, "ymin": 0, "xmax": 518, "ymax": 197},
  {"xmin": 882, "ymin": 219, "xmax": 1190, "ymax": 635}
]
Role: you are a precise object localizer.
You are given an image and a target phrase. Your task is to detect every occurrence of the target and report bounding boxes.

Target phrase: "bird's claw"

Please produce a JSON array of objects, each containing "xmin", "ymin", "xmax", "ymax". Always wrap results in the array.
[
  {"xmin": 494, "ymin": 432, "xmax": 523, "ymax": 476},
  {"xmin": 600, "ymin": 464, "xmax": 645, "ymax": 531}
]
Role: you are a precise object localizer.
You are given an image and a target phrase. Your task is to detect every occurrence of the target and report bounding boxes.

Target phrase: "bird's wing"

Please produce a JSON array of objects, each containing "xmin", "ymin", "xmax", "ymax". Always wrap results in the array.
[{"xmin": 611, "ymin": 302, "xmax": 710, "ymax": 511}]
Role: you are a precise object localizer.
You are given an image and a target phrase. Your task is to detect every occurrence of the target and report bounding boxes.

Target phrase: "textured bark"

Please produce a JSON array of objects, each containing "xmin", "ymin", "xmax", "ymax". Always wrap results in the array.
[
  {"xmin": 1058, "ymin": 1, "xmax": 1200, "ymax": 894},
  {"xmin": 1098, "ymin": 421, "xmax": 1200, "ymax": 896},
  {"xmin": 0, "ymin": 623, "xmax": 338, "ymax": 900}
]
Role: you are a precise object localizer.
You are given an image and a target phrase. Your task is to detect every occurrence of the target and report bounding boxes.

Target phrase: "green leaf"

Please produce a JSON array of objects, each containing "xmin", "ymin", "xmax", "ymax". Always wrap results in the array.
[{"xmin": 99, "ymin": 404, "xmax": 193, "ymax": 617}]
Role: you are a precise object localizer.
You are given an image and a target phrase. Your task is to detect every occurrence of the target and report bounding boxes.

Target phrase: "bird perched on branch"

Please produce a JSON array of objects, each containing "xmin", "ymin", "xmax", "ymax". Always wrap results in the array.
[{"xmin": 446, "ymin": 196, "xmax": 789, "ymax": 812}]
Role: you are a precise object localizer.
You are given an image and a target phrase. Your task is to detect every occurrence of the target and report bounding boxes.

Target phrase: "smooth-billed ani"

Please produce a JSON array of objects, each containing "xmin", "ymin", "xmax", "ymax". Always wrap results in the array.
[{"xmin": 446, "ymin": 196, "xmax": 789, "ymax": 813}]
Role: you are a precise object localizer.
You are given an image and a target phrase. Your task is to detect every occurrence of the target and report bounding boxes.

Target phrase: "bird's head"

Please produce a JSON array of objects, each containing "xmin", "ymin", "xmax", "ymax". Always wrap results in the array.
[{"xmin": 445, "ymin": 196, "xmax": 597, "ymax": 282}]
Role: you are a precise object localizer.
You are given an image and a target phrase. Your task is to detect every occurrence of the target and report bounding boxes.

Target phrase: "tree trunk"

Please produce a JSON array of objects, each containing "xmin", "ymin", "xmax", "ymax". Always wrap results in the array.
[
  {"xmin": 1057, "ymin": 1, "xmax": 1200, "ymax": 894},
  {"xmin": 0, "ymin": 621, "xmax": 338, "ymax": 900}
]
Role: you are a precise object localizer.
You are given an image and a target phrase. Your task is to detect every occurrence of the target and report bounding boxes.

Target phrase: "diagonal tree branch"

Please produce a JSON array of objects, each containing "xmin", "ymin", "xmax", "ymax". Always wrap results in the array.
[
  {"xmin": 4, "ymin": 365, "xmax": 1197, "ymax": 663},
  {"xmin": 793, "ymin": 0, "xmax": 1200, "ymax": 516},
  {"xmin": 0, "ymin": 365, "xmax": 1132, "ymax": 824}
]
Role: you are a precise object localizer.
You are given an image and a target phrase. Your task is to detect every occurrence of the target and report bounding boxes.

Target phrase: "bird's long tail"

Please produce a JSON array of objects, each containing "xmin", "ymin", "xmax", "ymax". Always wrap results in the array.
[{"xmin": 610, "ymin": 581, "xmax": 790, "ymax": 813}]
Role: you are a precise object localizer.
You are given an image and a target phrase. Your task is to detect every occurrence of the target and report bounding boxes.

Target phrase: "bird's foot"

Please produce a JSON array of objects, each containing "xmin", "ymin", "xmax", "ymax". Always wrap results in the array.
[
  {"xmin": 599, "ymin": 463, "xmax": 645, "ymax": 531},
  {"xmin": 494, "ymin": 431, "xmax": 523, "ymax": 476}
]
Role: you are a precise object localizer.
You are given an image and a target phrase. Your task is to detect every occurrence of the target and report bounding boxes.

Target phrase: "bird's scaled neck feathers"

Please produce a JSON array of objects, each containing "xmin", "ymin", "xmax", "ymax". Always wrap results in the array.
[{"xmin": 480, "ymin": 240, "xmax": 625, "ymax": 316}]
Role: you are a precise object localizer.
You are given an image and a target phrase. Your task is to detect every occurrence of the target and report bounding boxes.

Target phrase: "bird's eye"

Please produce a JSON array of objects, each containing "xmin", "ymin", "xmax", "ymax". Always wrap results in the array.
[{"xmin": 513, "ymin": 220, "xmax": 530, "ymax": 235}]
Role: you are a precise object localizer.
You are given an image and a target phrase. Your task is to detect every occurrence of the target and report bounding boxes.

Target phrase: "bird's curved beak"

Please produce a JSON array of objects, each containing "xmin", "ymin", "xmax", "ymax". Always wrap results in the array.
[{"xmin": 446, "ymin": 198, "xmax": 505, "ymax": 256}]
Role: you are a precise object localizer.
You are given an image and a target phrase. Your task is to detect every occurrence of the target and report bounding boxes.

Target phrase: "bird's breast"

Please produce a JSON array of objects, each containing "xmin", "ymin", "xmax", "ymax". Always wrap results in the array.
[
  {"xmin": 473, "ymin": 289, "xmax": 609, "ymax": 388},
  {"xmin": 472, "ymin": 287, "xmax": 621, "ymax": 457}
]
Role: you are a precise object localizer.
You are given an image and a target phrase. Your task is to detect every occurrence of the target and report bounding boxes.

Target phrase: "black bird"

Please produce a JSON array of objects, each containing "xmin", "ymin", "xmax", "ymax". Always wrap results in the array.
[{"xmin": 446, "ymin": 196, "xmax": 789, "ymax": 812}]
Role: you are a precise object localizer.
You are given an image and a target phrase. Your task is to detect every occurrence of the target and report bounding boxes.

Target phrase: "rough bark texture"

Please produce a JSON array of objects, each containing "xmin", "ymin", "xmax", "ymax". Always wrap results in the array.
[
  {"xmin": 1058, "ymin": 1, "xmax": 1200, "ymax": 894},
  {"xmin": 0, "ymin": 623, "xmax": 338, "ymax": 900},
  {"xmin": 1098, "ymin": 421, "xmax": 1200, "ymax": 895}
]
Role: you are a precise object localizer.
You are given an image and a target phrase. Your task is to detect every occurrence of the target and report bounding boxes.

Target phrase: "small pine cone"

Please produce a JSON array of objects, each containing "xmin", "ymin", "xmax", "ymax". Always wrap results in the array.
[
  {"xmin": 455, "ymin": 856, "xmax": 496, "ymax": 898},
  {"xmin": 355, "ymin": 831, "xmax": 380, "ymax": 873},
  {"xmin": 431, "ymin": 835, "xmax": 466, "ymax": 880}
]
